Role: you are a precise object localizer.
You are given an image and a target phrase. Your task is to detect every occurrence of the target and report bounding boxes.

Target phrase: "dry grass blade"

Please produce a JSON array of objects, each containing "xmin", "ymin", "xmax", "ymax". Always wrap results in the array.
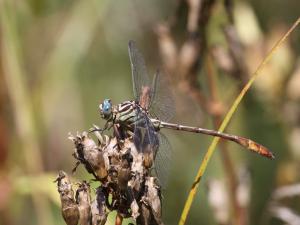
[{"xmin": 179, "ymin": 17, "xmax": 300, "ymax": 225}]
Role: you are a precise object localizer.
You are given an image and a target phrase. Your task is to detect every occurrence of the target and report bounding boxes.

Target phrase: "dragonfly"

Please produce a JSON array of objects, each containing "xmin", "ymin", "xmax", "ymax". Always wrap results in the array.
[{"xmin": 99, "ymin": 41, "xmax": 274, "ymax": 184}]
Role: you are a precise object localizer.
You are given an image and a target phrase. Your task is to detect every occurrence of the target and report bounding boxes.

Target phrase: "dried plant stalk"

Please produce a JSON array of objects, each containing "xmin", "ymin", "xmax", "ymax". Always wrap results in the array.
[{"xmin": 57, "ymin": 129, "xmax": 163, "ymax": 225}]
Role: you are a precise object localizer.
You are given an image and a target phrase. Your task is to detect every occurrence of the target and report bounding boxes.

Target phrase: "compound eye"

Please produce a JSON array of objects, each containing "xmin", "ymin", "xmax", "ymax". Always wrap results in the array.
[
  {"xmin": 99, "ymin": 99, "xmax": 112, "ymax": 119},
  {"xmin": 100, "ymin": 99, "xmax": 112, "ymax": 119},
  {"xmin": 103, "ymin": 99, "xmax": 111, "ymax": 112}
]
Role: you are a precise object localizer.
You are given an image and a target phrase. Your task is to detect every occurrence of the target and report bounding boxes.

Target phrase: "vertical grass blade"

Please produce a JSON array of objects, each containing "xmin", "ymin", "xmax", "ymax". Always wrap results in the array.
[
  {"xmin": 0, "ymin": 1, "xmax": 53, "ymax": 225},
  {"xmin": 179, "ymin": 17, "xmax": 300, "ymax": 225}
]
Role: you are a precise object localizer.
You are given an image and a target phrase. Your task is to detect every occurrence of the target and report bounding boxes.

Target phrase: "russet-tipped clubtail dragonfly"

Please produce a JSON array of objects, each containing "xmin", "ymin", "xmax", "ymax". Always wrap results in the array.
[{"xmin": 99, "ymin": 41, "xmax": 274, "ymax": 183}]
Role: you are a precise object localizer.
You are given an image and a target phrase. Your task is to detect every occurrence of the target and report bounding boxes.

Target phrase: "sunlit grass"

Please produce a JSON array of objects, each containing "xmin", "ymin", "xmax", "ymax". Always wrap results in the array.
[{"xmin": 179, "ymin": 17, "xmax": 300, "ymax": 225}]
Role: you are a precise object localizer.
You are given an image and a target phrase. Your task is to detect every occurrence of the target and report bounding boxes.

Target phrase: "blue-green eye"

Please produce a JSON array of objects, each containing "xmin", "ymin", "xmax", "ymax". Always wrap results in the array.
[
  {"xmin": 103, "ymin": 99, "xmax": 111, "ymax": 112},
  {"xmin": 100, "ymin": 99, "xmax": 112, "ymax": 119}
]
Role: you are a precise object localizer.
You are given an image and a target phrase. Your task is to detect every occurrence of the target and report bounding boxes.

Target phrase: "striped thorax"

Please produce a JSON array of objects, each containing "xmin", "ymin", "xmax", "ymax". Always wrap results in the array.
[{"xmin": 99, "ymin": 99, "xmax": 161, "ymax": 132}]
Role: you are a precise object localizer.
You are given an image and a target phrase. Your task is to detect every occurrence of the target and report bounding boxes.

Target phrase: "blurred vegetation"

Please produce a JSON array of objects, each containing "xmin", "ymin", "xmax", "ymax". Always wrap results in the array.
[{"xmin": 0, "ymin": 0, "xmax": 299, "ymax": 225}]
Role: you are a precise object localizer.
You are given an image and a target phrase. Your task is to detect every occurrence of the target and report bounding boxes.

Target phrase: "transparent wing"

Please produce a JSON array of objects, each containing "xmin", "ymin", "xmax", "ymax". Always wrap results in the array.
[
  {"xmin": 128, "ymin": 41, "xmax": 175, "ymax": 122},
  {"xmin": 154, "ymin": 133, "xmax": 173, "ymax": 188},
  {"xmin": 133, "ymin": 107, "xmax": 159, "ymax": 154},
  {"xmin": 128, "ymin": 40, "xmax": 152, "ymax": 103},
  {"xmin": 149, "ymin": 70, "xmax": 175, "ymax": 122}
]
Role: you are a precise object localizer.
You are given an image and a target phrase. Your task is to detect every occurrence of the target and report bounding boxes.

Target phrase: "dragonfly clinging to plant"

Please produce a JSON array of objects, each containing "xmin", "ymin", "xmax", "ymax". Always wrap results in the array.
[{"xmin": 98, "ymin": 41, "xmax": 274, "ymax": 182}]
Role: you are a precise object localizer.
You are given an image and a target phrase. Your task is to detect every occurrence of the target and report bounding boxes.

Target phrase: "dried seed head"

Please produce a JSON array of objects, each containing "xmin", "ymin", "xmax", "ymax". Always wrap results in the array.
[
  {"xmin": 76, "ymin": 181, "xmax": 91, "ymax": 225},
  {"xmin": 55, "ymin": 171, "xmax": 79, "ymax": 225}
]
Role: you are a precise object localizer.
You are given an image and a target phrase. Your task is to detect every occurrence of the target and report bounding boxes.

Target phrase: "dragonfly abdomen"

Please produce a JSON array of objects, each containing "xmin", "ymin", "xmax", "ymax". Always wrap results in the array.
[{"xmin": 159, "ymin": 121, "xmax": 274, "ymax": 159}]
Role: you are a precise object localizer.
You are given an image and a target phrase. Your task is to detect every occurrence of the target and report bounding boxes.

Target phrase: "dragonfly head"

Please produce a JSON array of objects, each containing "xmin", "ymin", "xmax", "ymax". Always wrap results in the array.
[{"xmin": 99, "ymin": 99, "xmax": 113, "ymax": 120}]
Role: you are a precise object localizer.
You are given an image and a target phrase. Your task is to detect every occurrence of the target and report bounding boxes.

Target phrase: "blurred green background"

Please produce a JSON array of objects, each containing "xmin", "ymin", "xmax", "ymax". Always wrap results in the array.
[{"xmin": 0, "ymin": 0, "xmax": 300, "ymax": 225}]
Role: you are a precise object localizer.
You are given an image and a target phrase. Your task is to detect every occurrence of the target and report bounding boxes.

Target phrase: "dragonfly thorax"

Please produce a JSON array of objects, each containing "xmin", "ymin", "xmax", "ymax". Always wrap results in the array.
[
  {"xmin": 114, "ymin": 101, "xmax": 139, "ymax": 130},
  {"xmin": 110, "ymin": 100, "xmax": 161, "ymax": 132}
]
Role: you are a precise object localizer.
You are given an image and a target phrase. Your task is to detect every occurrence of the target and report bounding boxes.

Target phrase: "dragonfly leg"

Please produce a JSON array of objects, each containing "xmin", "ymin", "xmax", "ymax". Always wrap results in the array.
[
  {"xmin": 113, "ymin": 124, "xmax": 122, "ymax": 139},
  {"xmin": 89, "ymin": 121, "xmax": 114, "ymax": 134},
  {"xmin": 113, "ymin": 124, "xmax": 128, "ymax": 150},
  {"xmin": 105, "ymin": 121, "xmax": 114, "ymax": 132},
  {"xmin": 88, "ymin": 124, "xmax": 103, "ymax": 133},
  {"xmin": 71, "ymin": 161, "xmax": 81, "ymax": 174}
]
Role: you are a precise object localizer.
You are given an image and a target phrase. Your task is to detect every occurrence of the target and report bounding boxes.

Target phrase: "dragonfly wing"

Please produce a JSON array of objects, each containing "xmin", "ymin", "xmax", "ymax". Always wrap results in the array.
[
  {"xmin": 128, "ymin": 40, "xmax": 152, "ymax": 103},
  {"xmin": 128, "ymin": 41, "xmax": 175, "ymax": 121},
  {"xmin": 149, "ymin": 70, "xmax": 175, "ymax": 122},
  {"xmin": 133, "ymin": 107, "xmax": 159, "ymax": 156},
  {"xmin": 154, "ymin": 132, "xmax": 173, "ymax": 188}
]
